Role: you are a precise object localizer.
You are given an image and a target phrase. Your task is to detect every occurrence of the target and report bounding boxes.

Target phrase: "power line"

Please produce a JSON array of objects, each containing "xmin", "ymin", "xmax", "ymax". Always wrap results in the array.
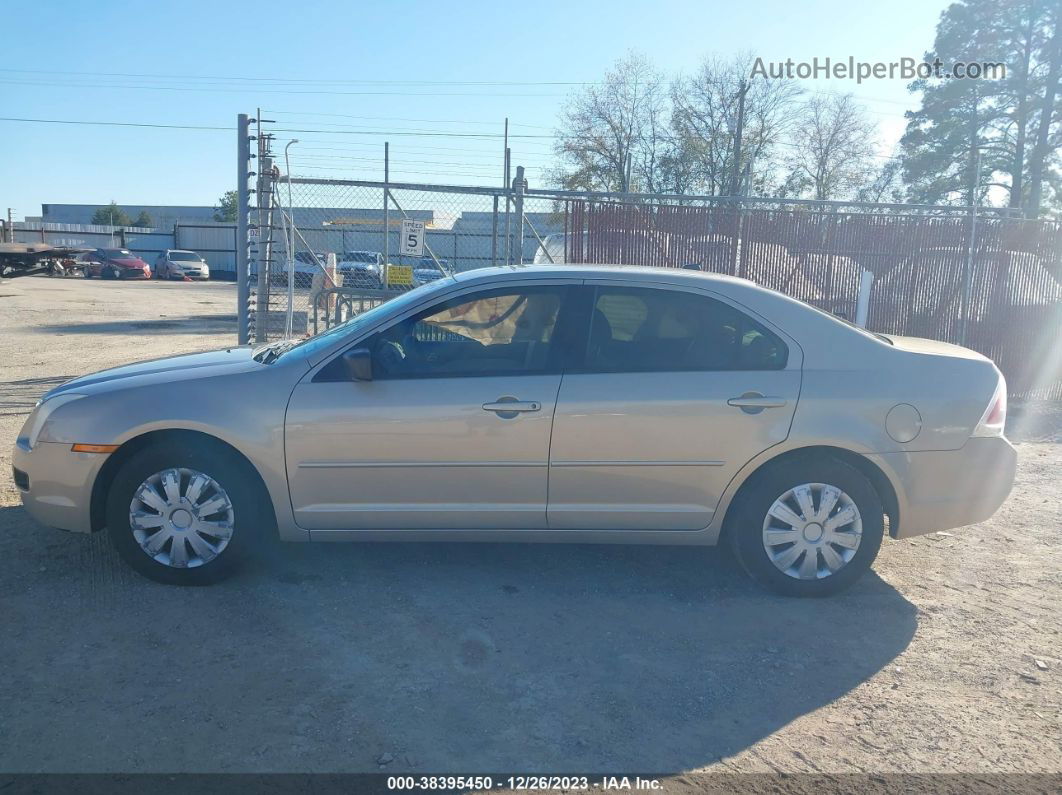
[
  {"xmin": 0, "ymin": 116, "xmax": 232, "ymax": 131},
  {"xmin": 265, "ymin": 109, "xmax": 558, "ymax": 130},
  {"xmin": 0, "ymin": 78, "xmax": 569, "ymax": 98},
  {"xmin": 281, "ymin": 142, "xmax": 554, "ymax": 161},
  {"xmin": 0, "ymin": 67, "xmax": 591, "ymax": 86},
  {"xmin": 0, "ymin": 116, "xmax": 544, "ymax": 140},
  {"xmin": 0, "ymin": 116, "xmax": 902, "ymax": 161}
]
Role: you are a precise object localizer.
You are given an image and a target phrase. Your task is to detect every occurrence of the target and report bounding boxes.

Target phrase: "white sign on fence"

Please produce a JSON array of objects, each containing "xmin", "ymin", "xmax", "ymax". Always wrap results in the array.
[{"xmin": 400, "ymin": 219, "xmax": 425, "ymax": 257}]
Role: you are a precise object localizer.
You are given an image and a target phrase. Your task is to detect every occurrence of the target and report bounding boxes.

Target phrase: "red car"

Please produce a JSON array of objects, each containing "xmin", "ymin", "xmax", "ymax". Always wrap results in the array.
[{"xmin": 83, "ymin": 248, "xmax": 151, "ymax": 280}]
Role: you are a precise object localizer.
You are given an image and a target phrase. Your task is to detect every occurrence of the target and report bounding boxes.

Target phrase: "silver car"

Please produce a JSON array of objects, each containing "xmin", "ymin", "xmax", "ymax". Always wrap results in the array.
[
  {"xmin": 12, "ymin": 265, "xmax": 1016, "ymax": 595},
  {"xmin": 155, "ymin": 250, "xmax": 210, "ymax": 281}
]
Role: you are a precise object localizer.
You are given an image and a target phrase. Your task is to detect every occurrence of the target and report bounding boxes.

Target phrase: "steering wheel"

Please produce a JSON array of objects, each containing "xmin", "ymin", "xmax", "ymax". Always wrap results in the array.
[{"xmin": 375, "ymin": 340, "xmax": 406, "ymax": 373}]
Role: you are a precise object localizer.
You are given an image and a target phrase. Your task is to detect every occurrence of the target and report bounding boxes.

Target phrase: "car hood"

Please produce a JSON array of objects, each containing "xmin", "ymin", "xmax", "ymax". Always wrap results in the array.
[
  {"xmin": 109, "ymin": 257, "xmax": 148, "ymax": 268},
  {"xmin": 45, "ymin": 347, "xmax": 262, "ymax": 398}
]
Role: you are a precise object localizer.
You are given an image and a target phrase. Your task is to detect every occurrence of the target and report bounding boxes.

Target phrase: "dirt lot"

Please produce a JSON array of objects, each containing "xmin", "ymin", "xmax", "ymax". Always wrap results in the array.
[{"xmin": 0, "ymin": 275, "xmax": 1059, "ymax": 776}]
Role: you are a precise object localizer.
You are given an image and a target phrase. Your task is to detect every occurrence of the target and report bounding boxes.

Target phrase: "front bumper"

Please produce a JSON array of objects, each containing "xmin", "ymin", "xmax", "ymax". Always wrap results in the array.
[
  {"xmin": 871, "ymin": 436, "xmax": 1017, "ymax": 539},
  {"xmin": 12, "ymin": 440, "xmax": 103, "ymax": 533}
]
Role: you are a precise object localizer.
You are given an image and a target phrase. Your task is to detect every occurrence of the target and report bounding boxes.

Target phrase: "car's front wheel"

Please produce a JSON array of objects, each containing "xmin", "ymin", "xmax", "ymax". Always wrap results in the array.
[
  {"xmin": 728, "ymin": 457, "xmax": 884, "ymax": 597},
  {"xmin": 106, "ymin": 441, "xmax": 261, "ymax": 585}
]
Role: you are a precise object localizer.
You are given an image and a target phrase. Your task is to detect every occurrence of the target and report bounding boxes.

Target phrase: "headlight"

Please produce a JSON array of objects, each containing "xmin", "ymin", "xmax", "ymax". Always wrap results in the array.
[{"xmin": 22, "ymin": 393, "xmax": 86, "ymax": 449}]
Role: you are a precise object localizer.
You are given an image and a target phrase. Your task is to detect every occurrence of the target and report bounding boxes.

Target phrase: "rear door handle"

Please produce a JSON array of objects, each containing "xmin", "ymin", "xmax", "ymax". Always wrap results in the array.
[
  {"xmin": 727, "ymin": 393, "xmax": 788, "ymax": 413},
  {"xmin": 482, "ymin": 398, "xmax": 541, "ymax": 416}
]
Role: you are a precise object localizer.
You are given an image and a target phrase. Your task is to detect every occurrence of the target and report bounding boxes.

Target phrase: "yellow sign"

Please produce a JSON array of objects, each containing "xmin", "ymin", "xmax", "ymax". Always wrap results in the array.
[{"xmin": 386, "ymin": 264, "xmax": 413, "ymax": 285}]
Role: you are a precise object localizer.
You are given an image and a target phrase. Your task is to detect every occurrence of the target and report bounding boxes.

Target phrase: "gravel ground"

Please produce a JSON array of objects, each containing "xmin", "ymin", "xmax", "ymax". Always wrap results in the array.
[{"xmin": 0, "ymin": 276, "xmax": 1059, "ymax": 775}]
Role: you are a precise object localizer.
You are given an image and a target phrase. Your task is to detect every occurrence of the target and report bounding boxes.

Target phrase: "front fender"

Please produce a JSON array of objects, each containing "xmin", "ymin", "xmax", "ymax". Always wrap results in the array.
[{"xmin": 42, "ymin": 360, "xmax": 308, "ymax": 542}]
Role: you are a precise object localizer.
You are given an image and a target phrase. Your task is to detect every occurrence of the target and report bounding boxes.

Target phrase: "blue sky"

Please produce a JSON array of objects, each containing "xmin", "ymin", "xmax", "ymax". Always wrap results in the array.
[{"xmin": 1, "ymin": 0, "xmax": 950, "ymax": 220}]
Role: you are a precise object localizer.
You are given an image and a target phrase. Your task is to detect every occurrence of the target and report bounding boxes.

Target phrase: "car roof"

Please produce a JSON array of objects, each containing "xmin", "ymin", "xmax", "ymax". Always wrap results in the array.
[{"xmin": 451, "ymin": 263, "xmax": 753, "ymax": 287}]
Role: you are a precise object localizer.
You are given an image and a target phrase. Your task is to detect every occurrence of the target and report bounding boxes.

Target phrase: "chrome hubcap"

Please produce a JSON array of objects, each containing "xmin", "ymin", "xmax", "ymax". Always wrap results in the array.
[
  {"xmin": 128, "ymin": 468, "xmax": 235, "ymax": 568},
  {"xmin": 762, "ymin": 483, "xmax": 862, "ymax": 580}
]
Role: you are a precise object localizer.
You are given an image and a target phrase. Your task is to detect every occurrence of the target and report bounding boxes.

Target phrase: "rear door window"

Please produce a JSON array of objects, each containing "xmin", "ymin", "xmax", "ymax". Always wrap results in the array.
[{"xmin": 583, "ymin": 286, "xmax": 787, "ymax": 372}]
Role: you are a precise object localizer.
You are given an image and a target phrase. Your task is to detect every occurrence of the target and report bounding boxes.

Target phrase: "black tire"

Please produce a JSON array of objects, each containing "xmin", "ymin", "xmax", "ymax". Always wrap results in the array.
[
  {"xmin": 106, "ymin": 440, "xmax": 264, "ymax": 585},
  {"xmin": 727, "ymin": 456, "xmax": 884, "ymax": 597},
  {"xmin": 83, "ymin": 269, "xmax": 93, "ymax": 279}
]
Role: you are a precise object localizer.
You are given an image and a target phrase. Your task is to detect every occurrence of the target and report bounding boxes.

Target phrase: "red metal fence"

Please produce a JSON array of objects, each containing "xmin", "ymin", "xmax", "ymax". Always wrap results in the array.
[{"xmin": 565, "ymin": 201, "xmax": 1062, "ymax": 400}]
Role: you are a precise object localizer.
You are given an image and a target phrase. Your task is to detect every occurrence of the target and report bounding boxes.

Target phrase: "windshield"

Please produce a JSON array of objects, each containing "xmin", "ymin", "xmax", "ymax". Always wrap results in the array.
[
  {"xmin": 342, "ymin": 252, "xmax": 379, "ymax": 263},
  {"xmin": 169, "ymin": 251, "xmax": 203, "ymax": 262},
  {"xmin": 258, "ymin": 279, "xmax": 447, "ymax": 362}
]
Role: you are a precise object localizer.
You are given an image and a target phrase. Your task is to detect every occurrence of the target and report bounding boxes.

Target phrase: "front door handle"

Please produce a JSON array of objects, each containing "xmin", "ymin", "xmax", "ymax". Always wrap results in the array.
[
  {"xmin": 482, "ymin": 397, "xmax": 541, "ymax": 417},
  {"xmin": 727, "ymin": 393, "xmax": 788, "ymax": 414}
]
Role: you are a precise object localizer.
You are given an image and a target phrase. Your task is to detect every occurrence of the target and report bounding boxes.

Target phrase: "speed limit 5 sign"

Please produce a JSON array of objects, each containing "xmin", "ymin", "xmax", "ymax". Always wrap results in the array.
[{"xmin": 400, "ymin": 219, "xmax": 425, "ymax": 257}]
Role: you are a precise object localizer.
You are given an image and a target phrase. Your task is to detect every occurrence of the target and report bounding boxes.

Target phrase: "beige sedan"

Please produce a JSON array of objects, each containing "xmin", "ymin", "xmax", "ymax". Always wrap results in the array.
[{"xmin": 13, "ymin": 265, "xmax": 1016, "ymax": 595}]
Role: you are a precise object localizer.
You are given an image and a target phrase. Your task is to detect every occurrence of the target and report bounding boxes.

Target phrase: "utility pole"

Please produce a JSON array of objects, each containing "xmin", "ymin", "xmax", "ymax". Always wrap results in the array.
[
  {"xmin": 236, "ymin": 113, "xmax": 252, "ymax": 344},
  {"xmin": 6, "ymin": 208, "xmax": 12, "ymax": 242},
  {"xmin": 254, "ymin": 109, "xmax": 277, "ymax": 343},
  {"xmin": 729, "ymin": 80, "xmax": 749, "ymax": 197},
  {"xmin": 623, "ymin": 152, "xmax": 633, "ymax": 193}
]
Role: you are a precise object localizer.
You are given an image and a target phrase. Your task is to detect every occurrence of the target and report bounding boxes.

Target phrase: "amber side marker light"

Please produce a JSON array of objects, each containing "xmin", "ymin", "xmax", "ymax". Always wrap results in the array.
[{"xmin": 71, "ymin": 444, "xmax": 119, "ymax": 454}]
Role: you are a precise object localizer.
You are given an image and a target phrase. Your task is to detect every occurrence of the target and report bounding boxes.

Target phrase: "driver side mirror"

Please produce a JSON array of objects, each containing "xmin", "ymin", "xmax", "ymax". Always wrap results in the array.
[{"xmin": 340, "ymin": 347, "xmax": 373, "ymax": 381}]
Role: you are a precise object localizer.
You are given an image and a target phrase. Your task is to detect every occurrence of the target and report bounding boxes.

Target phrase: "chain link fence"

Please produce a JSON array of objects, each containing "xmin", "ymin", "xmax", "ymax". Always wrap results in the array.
[
  {"xmin": 245, "ymin": 172, "xmax": 566, "ymax": 341},
  {"xmin": 238, "ymin": 130, "xmax": 1060, "ymax": 399}
]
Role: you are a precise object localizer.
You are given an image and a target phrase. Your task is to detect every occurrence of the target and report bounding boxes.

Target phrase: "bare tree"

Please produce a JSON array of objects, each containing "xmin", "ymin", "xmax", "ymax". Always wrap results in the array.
[
  {"xmin": 670, "ymin": 54, "xmax": 803, "ymax": 195},
  {"xmin": 787, "ymin": 94, "xmax": 878, "ymax": 200},
  {"xmin": 552, "ymin": 52, "xmax": 669, "ymax": 192},
  {"xmin": 856, "ymin": 157, "xmax": 906, "ymax": 203}
]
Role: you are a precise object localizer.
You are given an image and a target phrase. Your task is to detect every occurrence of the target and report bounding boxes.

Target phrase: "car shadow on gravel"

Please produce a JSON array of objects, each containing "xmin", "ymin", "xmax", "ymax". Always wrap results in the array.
[
  {"xmin": 0, "ymin": 505, "xmax": 918, "ymax": 773},
  {"xmin": 35, "ymin": 315, "xmax": 237, "ymax": 335}
]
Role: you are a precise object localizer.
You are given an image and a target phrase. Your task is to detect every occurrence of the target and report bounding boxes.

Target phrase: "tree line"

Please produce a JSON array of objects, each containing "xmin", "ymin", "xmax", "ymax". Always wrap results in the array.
[
  {"xmin": 88, "ymin": 193, "xmax": 239, "ymax": 228},
  {"xmin": 90, "ymin": 202, "xmax": 153, "ymax": 228},
  {"xmin": 552, "ymin": 0, "xmax": 1061, "ymax": 216}
]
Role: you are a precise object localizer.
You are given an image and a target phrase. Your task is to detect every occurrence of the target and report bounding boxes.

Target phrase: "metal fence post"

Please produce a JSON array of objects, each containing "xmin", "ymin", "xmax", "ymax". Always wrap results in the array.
[
  {"xmin": 236, "ymin": 113, "xmax": 251, "ymax": 344},
  {"xmin": 959, "ymin": 149, "xmax": 982, "ymax": 347},
  {"xmin": 855, "ymin": 269, "xmax": 874, "ymax": 328},
  {"xmin": 504, "ymin": 147, "xmax": 511, "ymax": 264},
  {"xmin": 491, "ymin": 194, "xmax": 499, "ymax": 266},
  {"xmin": 960, "ymin": 198, "xmax": 979, "ymax": 347},
  {"xmin": 513, "ymin": 166, "xmax": 526, "ymax": 265},
  {"xmin": 383, "ymin": 142, "xmax": 390, "ymax": 290}
]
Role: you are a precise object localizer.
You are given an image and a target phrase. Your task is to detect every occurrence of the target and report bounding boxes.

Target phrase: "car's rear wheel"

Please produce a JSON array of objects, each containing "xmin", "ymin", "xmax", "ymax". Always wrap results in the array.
[
  {"xmin": 106, "ymin": 441, "xmax": 261, "ymax": 585},
  {"xmin": 728, "ymin": 457, "xmax": 884, "ymax": 597}
]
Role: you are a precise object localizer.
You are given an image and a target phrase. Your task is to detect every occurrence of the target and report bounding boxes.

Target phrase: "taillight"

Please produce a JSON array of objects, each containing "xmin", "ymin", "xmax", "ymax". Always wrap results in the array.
[{"xmin": 972, "ymin": 376, "xmax": 1007, "ymax": 438}]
